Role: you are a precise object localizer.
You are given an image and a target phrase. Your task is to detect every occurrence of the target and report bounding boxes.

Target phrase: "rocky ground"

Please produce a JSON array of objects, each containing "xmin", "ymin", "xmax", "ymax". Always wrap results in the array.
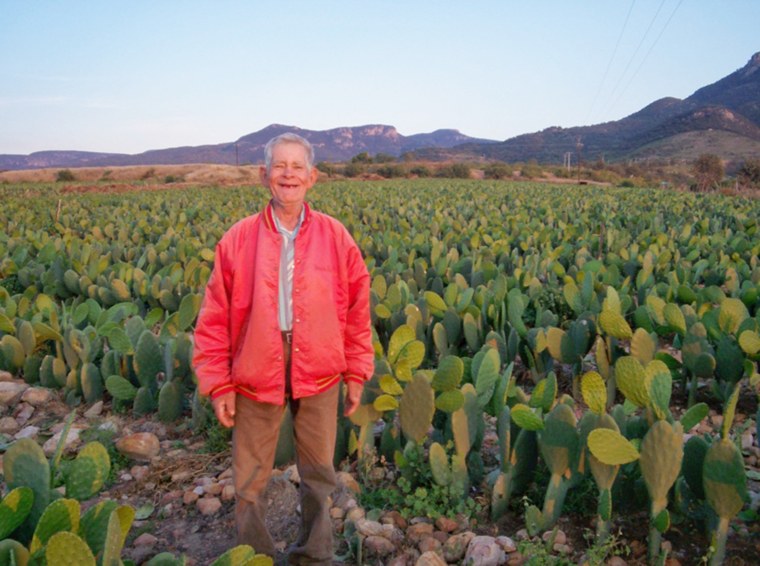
[{"xmin": 1, "ymin": 371, "xmax": 759, "ymax": 566}]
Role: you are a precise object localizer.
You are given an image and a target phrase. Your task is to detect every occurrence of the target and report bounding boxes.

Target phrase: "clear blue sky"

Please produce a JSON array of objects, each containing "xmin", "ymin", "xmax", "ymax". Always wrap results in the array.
[{"xmin": 1, "ymin": 0, "xmax": 758, "ymax": 155}]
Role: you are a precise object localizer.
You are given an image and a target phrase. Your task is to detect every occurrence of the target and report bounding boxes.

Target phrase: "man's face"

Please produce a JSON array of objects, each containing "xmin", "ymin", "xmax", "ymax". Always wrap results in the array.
[{"xmin": 260, "ymin": 142, "xmax": 317, "ymax": 209}]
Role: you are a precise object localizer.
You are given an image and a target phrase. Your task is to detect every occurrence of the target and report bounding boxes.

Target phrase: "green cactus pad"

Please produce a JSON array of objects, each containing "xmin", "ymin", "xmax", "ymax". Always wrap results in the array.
[
  {"xmin": 594, "ymin": 336, "xmax": 611, "ymax": 379},
  {"xmin": 209, "ymin": 544, "xmax": 256, "ymax": 566},
  {"xmin": 30, "ymin": 498, "xmax": 80, "ymax": 554},
  {"xmin": 158, "ymin": 379, "xmax": 184, "ymax": 422},
  {"xmin": 581, "ymin": 371, "xmax": 607, "ymax": 415},
  {"xmin": 378, "ymin": 374, "xmax": 403, "ymax": 396},
  {"xmin": 45, "ymin": 531, "xmax": 96, "ymax": 566},
  {"xmin": 432, "ymin": 356, "xmax": 464, "ymax": 392},
  {"xmin": 0, "ymin": 487, "xmax": 34, "ymax": 540},
  {"xmin": 721, "ymin": 382, "xmax": 741, "ymax": 439},
  {"xmin": 79, "ymin": 500, "xmax": 119, "ymax": 557},
  {"xmin": 65, "ymin": 441, "xmax": 110, "ymax": 500},
  {"xmin": 663, "ymin": 303, "xmax": 686, "ymax": 335},
  {"xmin": 680, "ymin": 402, "xmax": 709, "ymax": 432},
  {"xmin": 682, "ymin": 435, "xmax": 709, "ymax": 499},
  {"xmin": 101, "ymin": 505, "xmax": 135, "ymax": 565},
  {"xmin": 587, "ymin": 428, "xmax": 639, "ymax": 466},
  {"xmin": 639, "ymin": 420, "xmax": 684, "ymax": 510},
  {"xmin": 399, "ymin": 373, "xmax": 435, "ymax": 444},
  {"xmin": 3, "ymin": 437, "xmax": 51, "ymax": 538},
  {"xmin": 373, "ymin": 394, "xmax": 399, "ymax": 412},
  {"xmin": 614, "ymin": 356, "xmax": 649, "ymax": 407},
  {"xmin": 0, "ymin": 335, "xmax": 24, "ymax": 371},
  {"xmin": 133, "ymin": 330, "xmax": 162, "ymax": 388},
  {"xmin": 474, "ymin": 347, "xmax": 500, "ymax": 410},
  {"xmin": 105, "ymin": 374, "xmax": 138, "ymax": 401},
  {"xmin": 598, "ymin": 488, "xmax": 612, "ymax": 521},
  {"xmin": 599, "ymin": 310, "xmax": 632, "ymax": 340},
  {"xmin": 703, "ymin": 439, "xmax": 747, "ymax": 520},
  {"xmin": 107, "ymin": 327, "xmax": 134, "ymax": 355},
  {"xmin": 529, "ymin": 373, "xmax": 557, "ymax": 413},
  {"xmin": 630, "ymin": 328, "xmax": 656, "ymax": 365},
  {"xmin": 80, "ymin": 362, "xmax": 103, "ymax": 404},
  {"xmin": 717, "ymin": 298, "xmax": 749, "ymax": 334},
  {"xmin": 511, "ymin": 404, "xmax": 544, "ymax": 431},
  {"xmin": 133, "ymin": 386, "xmax": 157, "ymax": 416},
  {"xmin": 435, "ymin": 389, "xmax": 464, "ymax": 413},
  {"xmin": 429, "ymin": 442, "xmax": 451, "ymax": 486},
  {"xmin": 144, "ymin": 552, "xmax": 187, "ymax": 565},
  {"xmin": 525, "ymin": 504, "xmax": 542, "ymax": 537},
  {"xmin": 652, "ymin": 509, "xmax": 670, "ymax": 533},
  {"xmin": 540, "ymin": 403, "xmax": 578, "ymax": 476},
  {"xmin": 738, "ymin": 329, "xmax": 760, "ymax": 355}
]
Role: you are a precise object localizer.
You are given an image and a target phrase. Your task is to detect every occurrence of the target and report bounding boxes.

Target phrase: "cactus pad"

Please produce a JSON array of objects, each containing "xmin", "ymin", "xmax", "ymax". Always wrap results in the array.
[
  {"xmin": 399, "ymin": 373, "xmax": 434, "ymax": 444},
  {"xmin": 587, "ymin": 428, "xmax": 639, "ymax": 466},
  {"xmin": 30, "ymin": 498, "xmax": 80, "ymax": 554},
  {"xmin": 0, "ymin": 487, "xmax": 34, "ymax": 540},
  {"xmin": 581, "ymin": 371, "xmax": 607, "ymax": 415},
  {"xmin": 45, "ymin": 531, "xmax": 96, "ymax": 566}
]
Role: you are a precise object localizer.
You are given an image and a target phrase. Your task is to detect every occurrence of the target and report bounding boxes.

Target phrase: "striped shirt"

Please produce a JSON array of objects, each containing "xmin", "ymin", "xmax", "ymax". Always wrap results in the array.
[{"xmin": 272, "ymin": 208, "xmax": 304, "ymax": 331}]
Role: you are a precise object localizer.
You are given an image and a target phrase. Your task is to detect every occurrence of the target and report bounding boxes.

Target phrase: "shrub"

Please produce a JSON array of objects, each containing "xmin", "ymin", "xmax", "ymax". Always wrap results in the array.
[
  {"xmin": 484, "ymin": 163, "xmax": 513, "ymax": 180},
  {"xmin": 375, "ymin": 164, "xmax": 406, "ymax": 178},
  {"xmin": 410, "ymin": 166, "xmax": 431, "ymax": 178},
  {"xmin": 55, "ymin": 169, "xmax": 76, "ymax": 182}
]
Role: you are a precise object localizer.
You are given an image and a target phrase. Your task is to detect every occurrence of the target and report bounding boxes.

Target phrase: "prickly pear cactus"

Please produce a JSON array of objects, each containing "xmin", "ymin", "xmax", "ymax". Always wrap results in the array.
[
  {"xmin": 30, "ymin": 498, "xmax": 80, "ymax": 554},
  {"xmin": 3, "ymin": 438, "xmax": 51, "ymax": 541},
  {"xmin": 429, "ymin": 442, "xmax": 451, "ymax": 486},
  {"xmin": 538, "ymin": 403, "xmax": 580, "ymax": 529},
  {"xmin": 0, "ymin": 486, "xmax": 34, "ymax": 539},
  {"xmin": 399, "ymin": 373, "xmax": 434, "ymax": 444},
  {"xmin": 0, "ymin": 538, "xmax": 30, "ymax": 565},
  {"xmin": 134, "ymin": 330, "xmax": 162, "ymax": 389},
  {"xmin": 64, "ymin": 441, "xmax": 111, "ymax": 500},
  {"xmin": 45, "ymin": 530, "xmax": 96, "ymax": 565},
  {"xmin": 158, "ymin": 379, "xmax": 184, "ymax": 422}
]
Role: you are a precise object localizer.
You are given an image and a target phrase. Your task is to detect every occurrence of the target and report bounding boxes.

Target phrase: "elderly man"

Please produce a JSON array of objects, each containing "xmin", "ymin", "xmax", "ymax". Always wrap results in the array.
[{"xmin": 192, "ymin": 132, "xmax": 373, "ymax": 565}]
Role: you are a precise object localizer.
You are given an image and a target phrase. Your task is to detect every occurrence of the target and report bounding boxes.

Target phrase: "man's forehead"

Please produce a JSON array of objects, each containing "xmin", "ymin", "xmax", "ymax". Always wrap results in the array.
[{"xmin": 271, "ymin": 143, "xmax": 309, "ymax": 161}]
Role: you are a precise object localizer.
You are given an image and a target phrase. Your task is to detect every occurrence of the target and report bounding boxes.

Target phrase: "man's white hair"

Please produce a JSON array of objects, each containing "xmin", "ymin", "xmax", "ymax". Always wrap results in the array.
[{"xmin": 264, "ymin": 133, "xmax": 315, "ymax": 172}]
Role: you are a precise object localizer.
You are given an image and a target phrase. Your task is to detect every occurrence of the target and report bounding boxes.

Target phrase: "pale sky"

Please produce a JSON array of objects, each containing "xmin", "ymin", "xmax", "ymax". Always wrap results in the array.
[{"xmin": 1, "ymin": 0, "xmax": 758, "ymax": 155}]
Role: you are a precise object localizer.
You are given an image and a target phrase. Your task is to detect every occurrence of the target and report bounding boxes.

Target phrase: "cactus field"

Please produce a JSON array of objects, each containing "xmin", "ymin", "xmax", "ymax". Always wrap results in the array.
[{"xmin": 0, "ymin": 176, "xmax": 759, "ymax": 564}]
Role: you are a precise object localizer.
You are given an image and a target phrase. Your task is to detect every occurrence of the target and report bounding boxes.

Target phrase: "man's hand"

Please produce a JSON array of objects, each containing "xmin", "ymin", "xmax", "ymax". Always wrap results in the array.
[
  {"xmin": 344, "ymin": 381, "xmax": 364, "ymax": 417},
  {"xmin": 211, "ymin": 390, "xmax": 236, "ymax": 428}
]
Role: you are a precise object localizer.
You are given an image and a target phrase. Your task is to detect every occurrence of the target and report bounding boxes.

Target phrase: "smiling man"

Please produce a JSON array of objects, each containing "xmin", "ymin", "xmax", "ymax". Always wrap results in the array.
[{"xmin": 192, "ymin": 133, "xmax": 373, "ymax": 565}]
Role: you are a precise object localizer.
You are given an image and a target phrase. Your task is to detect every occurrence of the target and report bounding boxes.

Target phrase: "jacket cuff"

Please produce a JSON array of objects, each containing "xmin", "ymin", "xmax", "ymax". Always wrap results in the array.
[
  {"xmin": 210, "ymin": 383, "xmax": 236, "ymax": 399},
  {"xmin": 343, "ymin": 373, "xmax": 366, "ymax": 385}
]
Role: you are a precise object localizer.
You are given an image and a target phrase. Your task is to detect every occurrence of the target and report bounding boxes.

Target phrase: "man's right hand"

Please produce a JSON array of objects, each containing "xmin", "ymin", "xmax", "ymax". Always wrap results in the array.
[{"xmin": 211, "ymin": 390, "xmax": 236, "ymax": 428}]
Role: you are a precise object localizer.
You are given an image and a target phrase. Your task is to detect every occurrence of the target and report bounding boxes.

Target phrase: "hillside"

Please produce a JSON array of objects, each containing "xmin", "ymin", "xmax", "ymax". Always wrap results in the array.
[
  {"xmin": 414, "ymin": 52, "xmax": 760, "ymax": 164},
  {"xmin": 0, "ymin": 125, "xmax": 495, "ymax": 171}
]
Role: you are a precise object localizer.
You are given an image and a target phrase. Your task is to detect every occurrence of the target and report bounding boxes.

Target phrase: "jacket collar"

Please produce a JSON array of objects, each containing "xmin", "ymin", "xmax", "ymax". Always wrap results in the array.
[{"xmin": 263, "ymin": 200, "xmax": 311, "ymax": 233}]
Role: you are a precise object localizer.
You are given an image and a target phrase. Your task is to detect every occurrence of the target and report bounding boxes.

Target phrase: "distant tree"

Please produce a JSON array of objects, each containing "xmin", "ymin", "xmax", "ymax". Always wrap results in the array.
[
  {"xmin": 692, "ymin": 153, "xmax": 724, "ymax": 192},
  {"xmin": 316, "ymin": 161, "xmax": 336, "ymax": 177},
  {"xmin": 56, "ymin": 169, "xmax": 76, "ymax": 182},
  {"xmin": 737, "ymin": 157, "xmax": 760, "ymax": 188},
  {"xmin": 436, "ymin": 163, "xmax": 470, "ymax": 179},
  {"xmin": 343, "ymin": 162, "xmax": 364, "ymax": 178},
  {"xmin": 484, "ymin": 163, "xmax": 513, "ymax": 180},
  {"xmin": 351, "ymin": 152, "xmax": 372, "ymax": 164},
  {"xmin": 376, "ymin": 164, "xmax": 406, "ymax": 178},
  {"xmin": 410, "ymin": 165, "xmax": 431, "ymax": 178},
  {"xmin": 373, "ymin": 153, "xmax": 396, "ymax": 164},
  {"xmin": 520, "ymin": 160, "xmax": 542, "ymax": 179}
]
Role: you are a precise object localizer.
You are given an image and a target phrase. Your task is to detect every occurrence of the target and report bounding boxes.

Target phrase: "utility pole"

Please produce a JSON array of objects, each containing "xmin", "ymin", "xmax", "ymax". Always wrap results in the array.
[
  {"xmin": 575, "ymin": 137, "xmax": 583, "ymax": 184},
  {"xmin": 564, "ymin": 152, "xmax": 572, "ymax": 172},
  {"xmin": 235, "ymin": 143, "xmax": 239, "ymax": 167}
]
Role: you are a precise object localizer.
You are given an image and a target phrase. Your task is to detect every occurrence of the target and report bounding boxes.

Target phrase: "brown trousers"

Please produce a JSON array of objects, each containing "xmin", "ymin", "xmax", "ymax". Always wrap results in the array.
[{"xmin": 232, "ymin": 334, "xmax": 339, "ymax": 565}]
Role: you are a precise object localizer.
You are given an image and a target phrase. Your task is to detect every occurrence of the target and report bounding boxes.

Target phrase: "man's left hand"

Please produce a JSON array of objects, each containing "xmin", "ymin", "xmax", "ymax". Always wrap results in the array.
[{"xmin": 344, "ymin": 381, "xmax": 364, "ymax": 416}]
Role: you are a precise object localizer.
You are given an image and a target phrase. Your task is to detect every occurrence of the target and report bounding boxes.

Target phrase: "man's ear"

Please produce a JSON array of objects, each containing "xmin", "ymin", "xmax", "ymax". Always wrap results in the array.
[
  {"xmin": 309, "ymin": 166, "xmax": 318, "ymax": 185},
  {"xmin": 259, "ymin": 165, "xmax": 268, "ymax": 185}
]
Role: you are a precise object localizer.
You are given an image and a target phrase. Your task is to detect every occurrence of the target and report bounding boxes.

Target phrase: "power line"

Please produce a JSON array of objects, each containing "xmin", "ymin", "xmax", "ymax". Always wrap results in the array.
[
  {"xmin": 586, "ymin": 0, "xmax": 637, "ymax": 124},
  {"xmin": 602, "ymin": 0, "xmax": 668, "ymax": 116},
  {"xmin": 609, "ymin": 0, "xmax": 685, "ymax": 113}
]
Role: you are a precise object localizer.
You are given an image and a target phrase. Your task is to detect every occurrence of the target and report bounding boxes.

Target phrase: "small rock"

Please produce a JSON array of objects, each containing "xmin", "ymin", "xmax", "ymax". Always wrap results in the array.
[
  {"xmin": 160, "ymin": 490, "xmax": 183, "ymax": 506},
  {"xmin": 193, "ymin": 486, "xmax": 205, "ymax": 496},
  {"xmin": 434, "ymin": 515, "xmax": 459, "ymax": 533},
  {"xmin": 515, "ymin": 529, "xmax": 530, "ymax": 540},
  {"xmin": 543, "ymin": 529, "xmax": 567, "ymax": 546},
  {"xmin": 741, "ymin": 430, "xmax": 754, "ymax": 451},
  {"xmin": 418, "ymin": 537, "xmax": 441, "ymax": 554},
  {"xmin": 203, "ymin": 483, "xmax": 222, "ymax": 496},
  {"xmin": 363, "ymin": 535, "xmax": 395, "ymax": 558},
  {"xmin": 0, "ymin": 382, "xmax": 29, "ymax": 405},
  {"xmin": 443, "ymin": 531, "xmax": 476, "ymax": 562},
  {"xmin": 43, "ymin": 426, "xmax": 84, "ymax": 456},
  {"xmin": 415, "ymin": 550, "xmax": 447, "ymax": 566},
  {"xmin": 407, "ymin": 522, "xmax": 435, "ymax": 544},
  {"xmin": 711, "ymin": 414, "xmax": 724, "ymax": 428},
  {"xmin": 553, "ymin": 543, "xmax": 571, "ymax": 554},
  {"xmin": 20, "ymin": 387, "xmax": 52, "ymax": 407},
  {"xmin": 606, "ymin": 557, "xmax": 628, "ymax": 566},
  {"xmin": 115, "ymin": 432, "xmax": 160, "ymax": 461},
  {"xmin": 346, "ymin": 507, "xmax": 365, "ymax": 522},
  {"xmin": 0, "ymin": 370, "xmax": 14, "ymax": 382},
  {"xmin": 84, "ymin": 401, "xmax": 104, "ymax": 418},
  {"xmin": 336, "ymin": 471, "xmax": 361, "ymax": 494},
  {"xmin": 355, "ymin": 518, "xmax": 386, "ymax": 538},
  {"xmin": 431, "ymin": 531, "xmax": 448, "ymax": 544},
  {"xmin": 13, "ymin": 403, "xmax": 34, "ymax": 424},
  {"xmin": 120, "ymin": 472, "xmax": 133, "ymax": 482},
  {"xmin": 381, "ymin": 510, "xmax": 408, "ymax": 530},
  {"xmin": 496, "ymin": 536, "xmax": 516, "ymax": 553},
  {"xmin": 330, "ymin": 507, "xmax": 345, "ymax": 519},
  {"xmin": 133, "ymin": 533, "xmax": 158, "ymax": 547},
  {"xmin": 218, "ymin": 467, "xmax": 233, "ymax": 480},
  {"xmin": 196, "ymin": 497, "xmax": 222, "ymax": 515},
  {"xmin": 284, "ymin": 464, "xmax": 300, "ymax": 484},
  {"xmin": 221, "ymin": 484, "xmax": 236, "ymax": 501},
  {"xmin": 0, "ymin": 416, "xmax": 20, "ymax": 435},
  {"xmin": 183, "ymin": 491, "xmax": 200, "ymax": 505},
  {"xmin": 630, "ymin": 540, "xmax": 646, "ymax": 558},
  {"xmin": 171, "ymin": 471, "xmax": 192, "ymax": 483},
  {"xmin": 130, "ymin": 465, "xmax": 150, "ymax": 482},
  {"xmin": 664, "ymin": 558, "xmax": 681, "ymax": 566},
  {"xmin": 507, "ymin": 552, "xmax": 526, "ymax": 566},
  {"xmin": 465, "ymin": 535, "xmax": 505, "ymax": 566},
  {"xmin": 14, "ymin": 424, "xmax": 40, "ymax": 439}
]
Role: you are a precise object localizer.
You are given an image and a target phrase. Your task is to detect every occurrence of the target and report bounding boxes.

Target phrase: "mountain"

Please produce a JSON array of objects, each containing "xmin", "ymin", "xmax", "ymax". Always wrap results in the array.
[
  {"xmin": 0, "ymin": 125, "xmax": 495, "ymax": 171},
  {"xmin": 413, "ymin": 52, "xmax": 760, "ymax": 164}
]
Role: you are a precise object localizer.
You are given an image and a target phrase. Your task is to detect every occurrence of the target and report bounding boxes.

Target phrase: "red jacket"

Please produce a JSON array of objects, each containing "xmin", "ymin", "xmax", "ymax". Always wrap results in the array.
[{"xmin": 192, "ymin": 201, "xmax": 373, "ymax": 405}]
